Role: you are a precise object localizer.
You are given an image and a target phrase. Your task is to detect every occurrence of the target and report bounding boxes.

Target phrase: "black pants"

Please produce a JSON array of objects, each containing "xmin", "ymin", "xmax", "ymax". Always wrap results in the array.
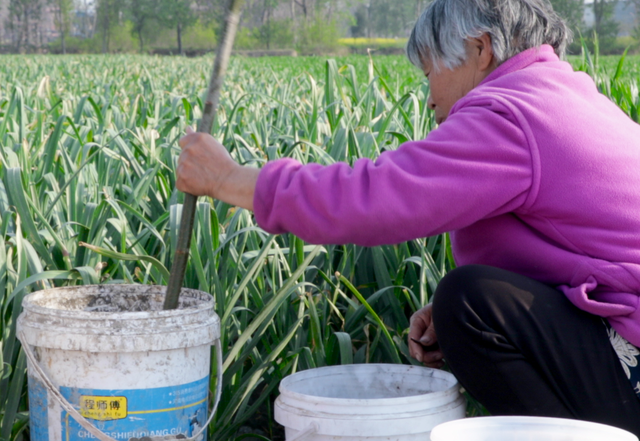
[{"xmin": 432, "ymin": 264, "xmax": 640, "ymax": 436}]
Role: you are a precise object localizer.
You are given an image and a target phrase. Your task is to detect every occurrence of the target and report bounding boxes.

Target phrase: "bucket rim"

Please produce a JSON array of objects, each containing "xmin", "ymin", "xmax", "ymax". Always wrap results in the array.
[
  {"xmin": 21, "ymin": 284, "xmax": 214, "ymax": 319},
  {"xmin": 278, "ymin": 363, "xmax": 460, "ymax": 406},
  {"xmin": 431, "ymin": 416, "xmax": 639, "ymax": 440}
]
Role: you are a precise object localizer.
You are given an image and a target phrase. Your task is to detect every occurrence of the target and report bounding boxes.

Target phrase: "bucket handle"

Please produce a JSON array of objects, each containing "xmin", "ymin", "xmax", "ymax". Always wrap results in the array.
[
  {"xmin": 286, "ymin": 422, "xmax": 319, "ymax": 441},
  {"xmin": 18, "ymin": 332, "xmax": 223, "ymax": 441}
]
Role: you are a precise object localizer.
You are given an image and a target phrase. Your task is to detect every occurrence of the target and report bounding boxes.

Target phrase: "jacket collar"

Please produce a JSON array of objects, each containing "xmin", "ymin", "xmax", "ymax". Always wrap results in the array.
[{"xmin": 479, "ymin": 44, "xmax": 559, "ymax": 86}]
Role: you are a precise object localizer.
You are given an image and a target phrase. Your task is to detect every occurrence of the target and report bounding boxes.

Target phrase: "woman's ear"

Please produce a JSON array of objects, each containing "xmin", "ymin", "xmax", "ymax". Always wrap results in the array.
[{"xmin": 470, "ymin": 33, "xmax": 496, "ymax": 72}]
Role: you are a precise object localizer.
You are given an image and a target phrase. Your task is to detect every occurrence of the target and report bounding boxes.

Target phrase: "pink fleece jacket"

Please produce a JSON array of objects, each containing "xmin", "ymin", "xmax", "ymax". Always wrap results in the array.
[{"xmin": 253, "ymin": 45, "xmax": 640, "ymax": 346}]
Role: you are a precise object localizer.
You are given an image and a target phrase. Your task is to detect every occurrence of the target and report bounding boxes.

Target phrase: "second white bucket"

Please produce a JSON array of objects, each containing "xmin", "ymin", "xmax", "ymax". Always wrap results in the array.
[
  {"xmin": 430, "ymin": 416, "xmax": 639, "ymax": 441},
  {"xmin": 274, "ymin": 363, "xmax": 466, "ymax": 441}
]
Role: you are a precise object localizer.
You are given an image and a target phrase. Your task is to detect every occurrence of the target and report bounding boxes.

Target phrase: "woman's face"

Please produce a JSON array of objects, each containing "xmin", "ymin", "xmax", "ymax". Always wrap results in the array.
[{"xmin": 421, "ymin": 36, "xmax": 497, "ymax": 125}]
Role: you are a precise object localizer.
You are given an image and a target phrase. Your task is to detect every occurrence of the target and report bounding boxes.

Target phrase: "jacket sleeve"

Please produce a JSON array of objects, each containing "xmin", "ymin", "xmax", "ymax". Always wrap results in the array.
[{"xmin": 253, "ymin": 100, "xmax": 534, "ymax": 246}]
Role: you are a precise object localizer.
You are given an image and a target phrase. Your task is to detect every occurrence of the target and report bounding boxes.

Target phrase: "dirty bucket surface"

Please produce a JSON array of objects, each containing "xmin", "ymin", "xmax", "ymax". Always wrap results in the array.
[
  {"xmin": 274, "ymin": 364, "xmax": 466, "ymax": 441},
  {"xmin": 18, "ymin": 284, "xmax": 220, "ymax": 441}
]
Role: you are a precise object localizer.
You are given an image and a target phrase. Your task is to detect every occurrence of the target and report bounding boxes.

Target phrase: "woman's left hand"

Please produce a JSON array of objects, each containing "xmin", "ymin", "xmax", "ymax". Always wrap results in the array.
[{"xmin": 409, "ymin": 304, "xmax": 445, "ymax": 368}]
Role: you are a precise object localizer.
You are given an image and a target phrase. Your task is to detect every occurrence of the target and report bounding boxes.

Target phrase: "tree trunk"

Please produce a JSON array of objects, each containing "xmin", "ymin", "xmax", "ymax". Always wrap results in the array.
[
  {"xmin": 177, "ymin": 22, "xmax": 183, "ymax": 55},
  {"xmin": 267, "ymin": 5, "xmax": 271, "ymax": 49},
  {"xmin": 14, "ymin": 11, "xmax": 23, "ymax": 53},
  {"xmin": 290, "ymin": 0, "xmax": 297, "ymax": 45},
  {"xmin": 56, "ymin": 3, "xmax": 67, "ymax": 54},
  {"xmin": 366, "ymin": 3, "xmax": 371, "ymax": 39},
  {"xmin": 594, "ymin": 0, "xmax": 602, "ymax": 30},
  {"xmin": 101, "ymin": 13, "xmax": 109, "ymax": 53},
  {"xmin": 23, "ymin": 9, "xmax": 29, "ymax": 53},
  {"xmin": 102, "ymin": 30, "xmax": 108, "ymax": 53},
  {"xmin": 138, "ymin": 28, "xmax": 144, "ymax": 53},
  {"xmin": 89, "ymin": 0, "xmax": 97, "ymax": 38},
  {"xmin": 61, "ymin": 22, "xmax": 66, "ymax": 54}
]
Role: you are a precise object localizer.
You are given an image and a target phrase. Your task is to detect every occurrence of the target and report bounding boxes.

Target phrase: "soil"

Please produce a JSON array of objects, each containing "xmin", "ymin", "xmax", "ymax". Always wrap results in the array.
[
  {"xmin": 237, "ymin": 397, "xmax": 286, "ymax": 441},
  {"xmin": 30, "ymin": 287, "xmax": 204, "ymax": 313},
  {"xmin": 83, "ymin": 293, "xmax": 159, "ymax": 312}
]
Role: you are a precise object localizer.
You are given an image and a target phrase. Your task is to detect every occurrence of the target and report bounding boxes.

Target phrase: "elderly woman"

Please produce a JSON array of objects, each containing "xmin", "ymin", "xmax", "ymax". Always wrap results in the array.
[{"xmin": 176, "ymin": 0, "xmax": 640, "ymax": 434}]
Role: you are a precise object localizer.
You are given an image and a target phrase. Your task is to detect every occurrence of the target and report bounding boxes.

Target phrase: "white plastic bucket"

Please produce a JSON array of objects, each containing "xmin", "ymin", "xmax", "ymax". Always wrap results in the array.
[
  {"xmin": 430, "ymin": 416, "xmax": 639, "ymax": 441},
  {"xmin": 274, "ymin": 363, "xmax": 466, "ymax": 441},
  {"xmin": 17, "ymin": 284, "xmax": 221, "ymax": 441}
]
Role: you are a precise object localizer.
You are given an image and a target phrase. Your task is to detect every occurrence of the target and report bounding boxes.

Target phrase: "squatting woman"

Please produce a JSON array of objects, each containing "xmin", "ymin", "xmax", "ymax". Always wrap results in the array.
[{"xmin": 176, "ymin": 0, "xmax": 640, "ymax": 434}]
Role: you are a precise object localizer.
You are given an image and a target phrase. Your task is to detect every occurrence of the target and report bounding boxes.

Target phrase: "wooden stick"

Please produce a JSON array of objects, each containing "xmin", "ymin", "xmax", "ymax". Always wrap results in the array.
[{"xmin": 163, "ymin": 0, "xmax": 245, "ymax": 310}]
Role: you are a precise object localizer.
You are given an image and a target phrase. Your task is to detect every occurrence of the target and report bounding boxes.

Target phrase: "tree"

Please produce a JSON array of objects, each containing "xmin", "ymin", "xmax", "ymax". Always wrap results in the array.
[
  {"xmin": 96, "ymin": 0, "xmax": 125, "ymax": 53},
  {"xmin": 7, "ymin": 0, "xmax": 44, "ymax": 52},
  {"xmin": 75, "ymin": 0, "xmax": 97, "ymax": 39},
  {"xmin": 628, "ymin": 0, "xmax": 640, "ymax": 44},
  {"xmin": 157, "ymin": 0, "xmax": 197, "ymax": 55},
  {"xmin": 590, "ymin": 0, "xmax": 619, "ymax": 51},
  {"xmin": 259, "ymin": 0, "xmax": 280, "ymax": 49},
  {"xmin": 126, "ymin": 0, "xmax": 155, "ymax": 53},
  {"xmin": 415, "ymin": 0, "xmax": 426, "ymax": 19},
  {"xmin": 350, "ymin": 5, "xmax": 367, "ymax": 37},
  {"xmin": 50, "ymin": 0, "xmax": 73, "ymax": 54},
  {"xmin": 549, "ymin": 0, "xmax": 584, "ymax": 36},
  {"xmin": 195, "ymin": 0, "xmax": 227, "ymax": 27},
  {"xmin": 361, "ymin": 0, "xmax": 414, "ymax": 38}
]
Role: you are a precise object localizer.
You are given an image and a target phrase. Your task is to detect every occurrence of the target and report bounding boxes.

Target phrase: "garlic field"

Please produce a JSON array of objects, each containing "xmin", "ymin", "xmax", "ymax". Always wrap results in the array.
[{"xmin": 0, "ymin": 52, "xmax": 638, "ymax": 441}]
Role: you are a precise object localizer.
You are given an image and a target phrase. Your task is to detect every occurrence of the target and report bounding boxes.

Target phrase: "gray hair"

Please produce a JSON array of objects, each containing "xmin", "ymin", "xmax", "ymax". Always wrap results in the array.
[{"xmin": 406, "ymin": 0, "xmax": 572, "ymax": 71}]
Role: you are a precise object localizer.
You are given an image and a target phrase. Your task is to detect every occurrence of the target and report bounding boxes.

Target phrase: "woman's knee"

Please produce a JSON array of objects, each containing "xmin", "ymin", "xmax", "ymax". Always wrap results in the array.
[
  {"xmin": 432, "ymin": 264, "xmax": 494, "ymax": 323},
  {"xmin": 431, "ymin": 264, "xmax": 539, "ymax": 345},
  {"xmin": 432, "ymin": 264, "xmax": 571, "ymax": 346}
]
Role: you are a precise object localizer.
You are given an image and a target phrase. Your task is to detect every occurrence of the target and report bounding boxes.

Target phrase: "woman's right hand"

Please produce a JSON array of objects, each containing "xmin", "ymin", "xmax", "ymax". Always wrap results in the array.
[
  {"xmin": 177, "ymin": 127, "xmax": 259, "ymax": 210},
  {"xmin": 409, "ymin": 304, "xmax": 445, "ymax": 368}
]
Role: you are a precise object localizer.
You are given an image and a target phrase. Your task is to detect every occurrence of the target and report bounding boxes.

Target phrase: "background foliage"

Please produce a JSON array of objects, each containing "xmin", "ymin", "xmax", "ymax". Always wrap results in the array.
[
  {"xmin": 2, "ymin": 0, "xmax": 640, "ymax": 55},
  {"xmin": 0, "ymin": 50, "xmax": 638, "ymax": 441}
]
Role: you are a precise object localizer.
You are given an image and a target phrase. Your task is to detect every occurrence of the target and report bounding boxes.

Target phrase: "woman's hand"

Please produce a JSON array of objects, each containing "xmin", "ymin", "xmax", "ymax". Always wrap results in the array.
[
  {"xmin": 177, "ymin": 127, "xmax": 259, "ymax": 210},
  {"xmin": 409, "ymin": 304, "xmax": 445, "ymax": 368}
]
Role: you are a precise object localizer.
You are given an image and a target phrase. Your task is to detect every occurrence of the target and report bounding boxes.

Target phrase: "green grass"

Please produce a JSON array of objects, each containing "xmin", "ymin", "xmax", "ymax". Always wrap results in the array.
[{"xmin": 0, "ymin": 51, "xmax": 638, "ymax": 441}]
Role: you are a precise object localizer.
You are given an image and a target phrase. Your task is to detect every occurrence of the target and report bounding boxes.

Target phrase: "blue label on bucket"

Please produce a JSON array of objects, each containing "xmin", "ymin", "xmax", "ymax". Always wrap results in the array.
[
  {"xmin": 59, "ymin": 377, "xmax": 209, "ymax": 441},
  {"xmin": 28, "ymin": 376, "xmax": 50, "ymax": 441}
]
